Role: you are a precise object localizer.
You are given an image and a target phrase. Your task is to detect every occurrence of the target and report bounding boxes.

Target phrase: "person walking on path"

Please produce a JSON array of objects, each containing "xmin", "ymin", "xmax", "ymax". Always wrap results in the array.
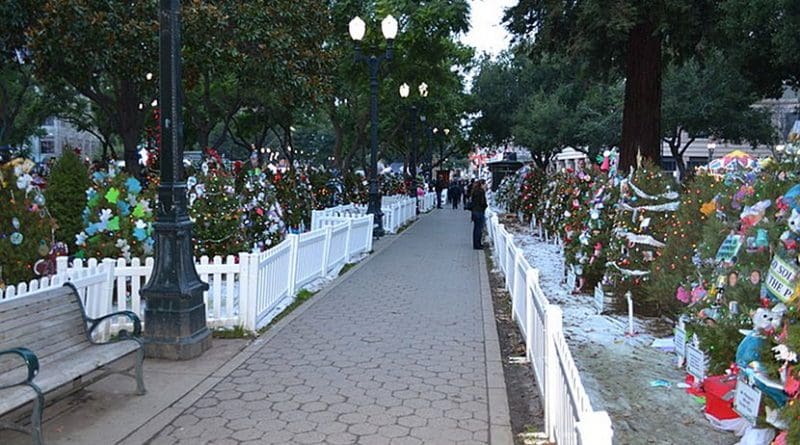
[
  {"xmin": 449, "ymin": 181, "xmax": 462, "ymax": 209},
  {"xmin": 435, "ymin": 178, "xmax": 444, "ymax": 209},
  {"xmin": 470, "ymin": 180, "xmax": 487, "ymax": 249}
]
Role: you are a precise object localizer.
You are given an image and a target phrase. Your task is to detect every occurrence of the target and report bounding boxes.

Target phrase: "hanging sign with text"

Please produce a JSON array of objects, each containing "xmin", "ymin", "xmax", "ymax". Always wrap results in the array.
[{"xmin": 766, "ymin": 255, "xmax": 799, "ymax": 303}]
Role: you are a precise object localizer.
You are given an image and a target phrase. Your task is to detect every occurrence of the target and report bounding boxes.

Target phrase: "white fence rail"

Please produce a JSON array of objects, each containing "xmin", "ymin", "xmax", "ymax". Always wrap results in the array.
[
  {"xmin": 310, "ymin": 194, "xmax": 425, "ymax": 234},
  {"xmin": 486, "ymin": 209, "xmax": 614, "ymax": 445},
  {"xmin": 1, "ymin": 213, "xmax": 378, "ymax": 334}
]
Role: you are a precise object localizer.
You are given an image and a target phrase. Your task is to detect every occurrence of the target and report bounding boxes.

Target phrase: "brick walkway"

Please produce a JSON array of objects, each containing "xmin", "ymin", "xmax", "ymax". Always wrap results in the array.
[{"xmin": 146, "ymin": 209, "xmax": 509, "ymax": 445}]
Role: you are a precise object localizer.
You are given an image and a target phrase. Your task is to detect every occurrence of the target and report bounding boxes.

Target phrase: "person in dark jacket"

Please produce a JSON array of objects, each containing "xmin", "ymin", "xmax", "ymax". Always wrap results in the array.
[
  {"xmin": 470, "ymin": 180, "xmax": 487, "ymax": 249},
  {"xmin": 449, "ymin": 182, "xmax": 462, "ymax": 209}
]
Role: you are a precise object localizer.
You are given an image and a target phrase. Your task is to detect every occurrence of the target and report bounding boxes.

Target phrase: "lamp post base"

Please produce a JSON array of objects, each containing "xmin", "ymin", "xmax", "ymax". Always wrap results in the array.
[
  {"xmin": 143, "ymin": 294, "xmax": 212, "ymax": 360},
  {"xmin": 367, "ymin": 191, "xmax": 385, "ymax": 238},
  {"xmin": 141, "ymin": 217, "xmax": 212, "ymax": 360}
]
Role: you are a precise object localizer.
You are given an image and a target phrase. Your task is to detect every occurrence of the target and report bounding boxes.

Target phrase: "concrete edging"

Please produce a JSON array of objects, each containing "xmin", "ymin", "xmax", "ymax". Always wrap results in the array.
[
  {"xmin": 117, "ymin": 215, "xmax": 421, "ymax": 445},
  {"xmin": 478, "ymin": 251, "xmax": 514, "ymax": 445}
]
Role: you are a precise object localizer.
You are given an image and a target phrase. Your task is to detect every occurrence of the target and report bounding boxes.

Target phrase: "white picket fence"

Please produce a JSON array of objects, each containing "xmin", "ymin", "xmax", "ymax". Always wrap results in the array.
[
  {"xmin": 311, "ymin": 194, "xmax": 429, "ymax": 234},
  {"xmin": 486, "ymin": 209, "xmax": 614, "ymax": 445},
  {"xmin": 1, "ymin": 214, "xmax": 375, "ymax": 334}
]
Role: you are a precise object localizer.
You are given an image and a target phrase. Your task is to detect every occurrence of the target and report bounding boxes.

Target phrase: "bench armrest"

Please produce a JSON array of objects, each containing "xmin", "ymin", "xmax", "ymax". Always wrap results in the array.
[
  {"xmin": 0, "ymin": 347, "xmax": 39, "ymax": 389},
  {"xmin": 88, "ymin": 310, "xmax": 142, "ymax": 342}
]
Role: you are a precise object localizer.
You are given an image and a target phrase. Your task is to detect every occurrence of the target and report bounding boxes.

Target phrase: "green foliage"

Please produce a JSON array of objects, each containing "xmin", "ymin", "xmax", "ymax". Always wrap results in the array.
[
  {"xmin": 45, "ymin": 149, "xmax": 90, "ymax": 250},
  {"xmin": 188, "ymin": 166, "xmax": 247, "ymax": 257},
  {"xmin": 344, "ymin": 172, "xmax": 368, "ymax": 205},
  {"xmin": 0, "ymin": 160, "xmax": 56, "ymax": 285},
  {"xmin": 270, "ymin": 169, "xmax": 314, "ymax": 230}
]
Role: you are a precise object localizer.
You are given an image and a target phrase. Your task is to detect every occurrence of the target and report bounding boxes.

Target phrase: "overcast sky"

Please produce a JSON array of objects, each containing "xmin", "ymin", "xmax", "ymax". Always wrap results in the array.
[{"xmin": 461, "ymin": 0, "xmax": 516, "ymax": 58}]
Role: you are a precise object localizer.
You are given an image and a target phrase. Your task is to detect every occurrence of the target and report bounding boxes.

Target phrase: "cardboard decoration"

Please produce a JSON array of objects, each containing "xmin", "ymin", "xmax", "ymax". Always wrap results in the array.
[
  {"xmin": 715, "ymin": 233, "xmax": 743, "ymax": 265},
  {"xmin": 766, "ymin": 255, "xmax": 799, "ymax": 303}
]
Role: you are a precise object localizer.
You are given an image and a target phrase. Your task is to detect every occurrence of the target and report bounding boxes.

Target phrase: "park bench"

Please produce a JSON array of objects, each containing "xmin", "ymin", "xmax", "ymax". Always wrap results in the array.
[{"xmin": 0, "ymin": 283, "xmax": 146, "ymax": 445}]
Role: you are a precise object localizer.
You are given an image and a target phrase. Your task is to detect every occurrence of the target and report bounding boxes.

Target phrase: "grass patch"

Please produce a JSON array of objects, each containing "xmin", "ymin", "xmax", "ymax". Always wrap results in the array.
[
  {"xmin": 339, "ymin": 263, "xmax": 356, "ymax": 276},
  {"xmin": 258, "ymin": 289, "xmax": 319, "ymax": 334},
  {"xmin": 212, "ymin": 325, "xmax": 251, "ymax": 339}
]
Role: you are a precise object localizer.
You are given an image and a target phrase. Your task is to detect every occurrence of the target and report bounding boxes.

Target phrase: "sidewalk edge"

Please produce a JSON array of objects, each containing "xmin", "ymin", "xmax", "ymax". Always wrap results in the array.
[{"xmin": 478, "ymin": 251, "xmax": 514, "ymax": 445}]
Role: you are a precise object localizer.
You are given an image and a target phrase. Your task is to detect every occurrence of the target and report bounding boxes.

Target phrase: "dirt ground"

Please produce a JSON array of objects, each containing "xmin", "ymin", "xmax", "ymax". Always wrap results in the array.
[
  {"xmin": 506, "ymin": 230, "xmax": 739, "ymax": 445},
  {"xmin": 486, "ymin": 252, "xmax": 550, "ymax": 445}
]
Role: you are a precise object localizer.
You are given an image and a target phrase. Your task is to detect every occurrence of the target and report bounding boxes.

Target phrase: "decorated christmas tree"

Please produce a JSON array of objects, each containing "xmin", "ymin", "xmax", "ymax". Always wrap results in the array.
[
  {"xmin": 239, "ymin": 168, "xmax": 285, "ymax": 251},
  {"xmin": 516, "ymin": 167, "xmax": 547, "ymax": 220},
  {"xmin": 45, "ymin": 148, "xmax": 90, "ymax": 250},
  {"xmin": 75, "ymin": 166, "xmax": 155, "ymax": 260},
  {"xmin": 0, "ymin": 159, "xmax": 57, "ymax": 286},
  {"xmin": 570, "ymin": 164, "xmax": 619, "ymax": 291},
  {"xmin": 270, "ymin": 167, "xmax": 314, "ymax": 231},
  {"xmin": 188, "ymin": 162, "xmax": 247, "ymax": 257},
  {"xmin": 603, "ymin": 159, "xmax": 679, "ymax": 313},
  {"xmin": 343, "ymin": 172, "xmax": 368, "ymax": 204}
]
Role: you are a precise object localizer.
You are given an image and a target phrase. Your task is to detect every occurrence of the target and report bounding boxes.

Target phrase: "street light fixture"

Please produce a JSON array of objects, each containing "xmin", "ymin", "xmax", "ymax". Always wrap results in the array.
[
  {"xmin": 140, "ymin": 0, "xmax": 210, "ymax": 360},
  {"xmin": 349, "ymin": 14, "xmax": 398, "ymax": 238},
  {"xmin": 400, "ymin": 81, "xmax": 428, "ymax": 203}
]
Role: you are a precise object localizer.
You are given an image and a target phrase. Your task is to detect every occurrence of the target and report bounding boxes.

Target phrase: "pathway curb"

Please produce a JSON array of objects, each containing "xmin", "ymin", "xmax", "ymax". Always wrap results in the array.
[
  {"xmin": 479, "ymin": 251, "xmax": 514, "ymax": 445},
  {"xmin": 117, "ymin": 215, "xmax": 420, "ymax": 445}
]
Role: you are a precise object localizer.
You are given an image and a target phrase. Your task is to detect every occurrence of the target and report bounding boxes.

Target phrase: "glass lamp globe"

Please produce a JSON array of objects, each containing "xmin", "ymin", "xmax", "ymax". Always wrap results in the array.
[
  {"xmin": 382, "ymin": 15, "xmax": 398, "ymax": 40},
  {"xmin": 349, "ymin": 16, "xmax": 366, "ymax": 41}
]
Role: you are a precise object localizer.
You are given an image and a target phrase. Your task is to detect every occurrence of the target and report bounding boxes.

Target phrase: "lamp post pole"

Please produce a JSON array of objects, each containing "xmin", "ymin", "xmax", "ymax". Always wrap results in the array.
[
  {"xmin": 350, "ymin": 15, "xmax": 398, "ymax": 238},
  {"xmin": 399, "ymin": 82, "xmax": 428, "ymax": 203},
  {"xmin": 140, "ymin": 0, "xmax": 211, "ymax": 360}
]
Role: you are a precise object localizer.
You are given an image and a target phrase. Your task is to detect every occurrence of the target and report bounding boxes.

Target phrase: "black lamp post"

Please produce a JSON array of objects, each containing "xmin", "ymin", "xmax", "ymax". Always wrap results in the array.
[
  {"xmin": 140, "ymin": 0, "xmax": 211, "ymax": 360},
  {"xmin": 349, "ymin": 15, "xmax": 398, "ymax": 238},
  {"xmin": 399, "ymin": 82, "xmax": 428, "ymax": 202}
]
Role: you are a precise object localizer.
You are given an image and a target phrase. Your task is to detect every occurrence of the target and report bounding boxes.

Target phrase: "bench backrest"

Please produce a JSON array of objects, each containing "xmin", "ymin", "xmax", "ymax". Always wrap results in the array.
[{"xmin": 0, "ymin": 285, "xmax": 88, "ymax": 374}]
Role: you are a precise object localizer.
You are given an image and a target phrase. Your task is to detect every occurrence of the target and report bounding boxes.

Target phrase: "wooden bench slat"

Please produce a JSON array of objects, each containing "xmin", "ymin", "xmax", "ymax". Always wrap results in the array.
[
  {"xmin": 0, "ymin": 299, "xmax": 83, "ymax": 336},
  {"xmin": 0, "ymin": 286, "xmax": 78, "ymax": 311},
  {"xmin": 0, "ymin": 325, "xmax": 87, "ymax": 374},
  {"xmin": 0, "ymin": 310, "xmax": 84, "ymax": 347}
]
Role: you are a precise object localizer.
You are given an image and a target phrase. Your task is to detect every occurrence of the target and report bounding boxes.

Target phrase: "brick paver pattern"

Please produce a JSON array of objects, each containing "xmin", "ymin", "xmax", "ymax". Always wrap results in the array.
[{"xmin": 150, "ymin": 210, "xmax": 489, "ymax": 445}]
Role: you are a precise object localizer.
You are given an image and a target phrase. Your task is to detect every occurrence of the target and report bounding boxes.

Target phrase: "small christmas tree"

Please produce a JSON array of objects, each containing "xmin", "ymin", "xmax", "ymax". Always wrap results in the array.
[
  {"xmin": 0, "ymin": 159, "xmax": 57, "ymax": 286},
  {"xmin": 604, "ymin": 159, "xmax": 679, "ymax": 314},
  {"xmin": 270, "ymin": 168, "xmax": 314, "ymax": 231},
  {"xmin": 239, "ymin": 169, "xmax": 285, "ymax": 251},
  {"xmin": 76, "ymin": 166, "xmax": 155, "ymax": 260},
  {"xmin": 517, "ymin": 168, "xmax": 546, "ymax": 220},
  {"xmin": 344, "ymin": 172, "xmax": 368, "ymax": 204},
  {"xmin": 45, "ymin": 148, "xmax": 90, "ymax": 250},
  {"xmin": 188, "ymin": 163, "xmax": 247, "ymax": 257}
]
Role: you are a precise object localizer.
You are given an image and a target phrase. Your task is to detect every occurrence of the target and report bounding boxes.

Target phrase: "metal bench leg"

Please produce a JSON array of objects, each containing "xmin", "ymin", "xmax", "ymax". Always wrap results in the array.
[
  {"xmin": 135, "ymin": 346, "xmax": 146, "ymax": 395},
  {"xmin": 30, "ymin": 384, "xmax": 44, "ymax": 445}
]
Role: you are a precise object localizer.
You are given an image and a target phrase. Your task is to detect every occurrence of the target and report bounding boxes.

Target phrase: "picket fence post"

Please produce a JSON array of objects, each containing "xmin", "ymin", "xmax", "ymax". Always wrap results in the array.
[
  {"xmin": 237, "ymin": 252, "xmax": 253, "ymax": 332},
  {"xmin": 321, "ymin": 226, "xmax": 332, "ymax": 278},
  {"xmin": 366, "ymin": 214, "xmax": 375, "ymax": 253},
  {"xmin": 287, "ymin": 234, "xmax": 300, "ymax": 297},
  {"xmin": 344, "ymin": 219, "xmax": 353, "ymax": 263},
  {"xmin": 56, "ymin": 256, "xmax": 69, "ymax": 277},
  {"xmin": 101, "ymin": 258, "xmax": 116, "ymax": 316},
  {"xmin": 577, "ymin": 411, "xmax": 613, "ymax": 445},
  {"xmin": 545, "ymin": 304, "xmax": 563, "ymax": 442}
]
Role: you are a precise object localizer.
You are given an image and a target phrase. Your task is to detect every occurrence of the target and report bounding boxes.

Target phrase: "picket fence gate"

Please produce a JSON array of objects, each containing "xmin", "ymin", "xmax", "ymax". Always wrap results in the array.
[
  {"xmin": 1, "ymin": 214, "xmax": 376, "ymax": 334},
  {"xmin": 486, "ymin": 209, "xmax": 614, "ymax": 445}
]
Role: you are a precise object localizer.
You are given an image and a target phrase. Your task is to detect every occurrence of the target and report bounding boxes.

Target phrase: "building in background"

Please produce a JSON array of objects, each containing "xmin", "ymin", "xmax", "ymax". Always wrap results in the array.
[{"xmin": 27, "ymin": 117, "xmax": 101, "ymax": 162}]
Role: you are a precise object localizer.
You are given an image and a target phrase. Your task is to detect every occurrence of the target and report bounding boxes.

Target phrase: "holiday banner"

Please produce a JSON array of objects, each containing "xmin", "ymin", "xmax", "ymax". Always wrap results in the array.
[{"xmin": 765, "ymin": 255, "xmax": 799, "ymax": 303}]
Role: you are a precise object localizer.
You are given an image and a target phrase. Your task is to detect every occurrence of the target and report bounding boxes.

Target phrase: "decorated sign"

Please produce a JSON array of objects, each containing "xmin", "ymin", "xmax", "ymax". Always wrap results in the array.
[
  {"xmin": 765, "ymin": 255, "xmax": 799, "ymax": 302},
  {"xmin": 566, "ymin": 265, "xmax": 576, "ymax": 292},
  {"xmin": 686, "ymin": 343, "xmax": 707, "ymax": 382},
  {"xmin": 594, "ymin": 283, "xmax": 605, "ymax": 314},
  {"xmin": 715, "ymin": 233, "xmax": 743, "ymax": 265},
  {"xmin": 674, "ymin": 321, "xmax": 686, "ymax": 362},
  {"xmin": 734, "ymin": 378, "xmax": 762, "ymax": 425}
]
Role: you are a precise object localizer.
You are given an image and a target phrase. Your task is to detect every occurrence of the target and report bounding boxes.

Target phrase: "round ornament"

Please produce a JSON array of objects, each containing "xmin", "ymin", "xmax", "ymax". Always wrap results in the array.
[{"xmin": 10, "ymin": 232, "xmax": 23, "ymax": 245}]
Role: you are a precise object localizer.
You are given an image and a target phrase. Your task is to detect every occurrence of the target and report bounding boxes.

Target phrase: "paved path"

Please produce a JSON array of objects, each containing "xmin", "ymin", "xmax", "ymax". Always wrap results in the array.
[{"xmin": 146, "ymin": 209, "xmax": 509, "ymax": 445}]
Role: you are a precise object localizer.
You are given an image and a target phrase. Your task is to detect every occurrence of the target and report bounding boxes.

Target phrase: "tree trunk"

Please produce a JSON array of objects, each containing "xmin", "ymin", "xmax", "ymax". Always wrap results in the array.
[{"xmin": 620, "ymin": 22, "xmax": 662, "ymax": 170}]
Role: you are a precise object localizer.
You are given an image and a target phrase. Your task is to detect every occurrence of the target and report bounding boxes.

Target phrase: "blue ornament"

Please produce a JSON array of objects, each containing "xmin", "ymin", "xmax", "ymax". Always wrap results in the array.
[
  {"xmin": 126, "ymin": 177, "xmax": 142, "ymax": 194},
  {"xmin": 133, "ymin": 227, "xmax": 147, "ymax": 241},
  {"xmin": 117, "ymin": 200, "xmax": 131, "ymax": 216}
]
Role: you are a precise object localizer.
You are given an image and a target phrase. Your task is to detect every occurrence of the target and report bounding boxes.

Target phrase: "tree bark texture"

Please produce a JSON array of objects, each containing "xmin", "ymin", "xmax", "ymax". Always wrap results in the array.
[{"xmin": 620, "ymin": 22, "xmax": 662, "ymax": 170}]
